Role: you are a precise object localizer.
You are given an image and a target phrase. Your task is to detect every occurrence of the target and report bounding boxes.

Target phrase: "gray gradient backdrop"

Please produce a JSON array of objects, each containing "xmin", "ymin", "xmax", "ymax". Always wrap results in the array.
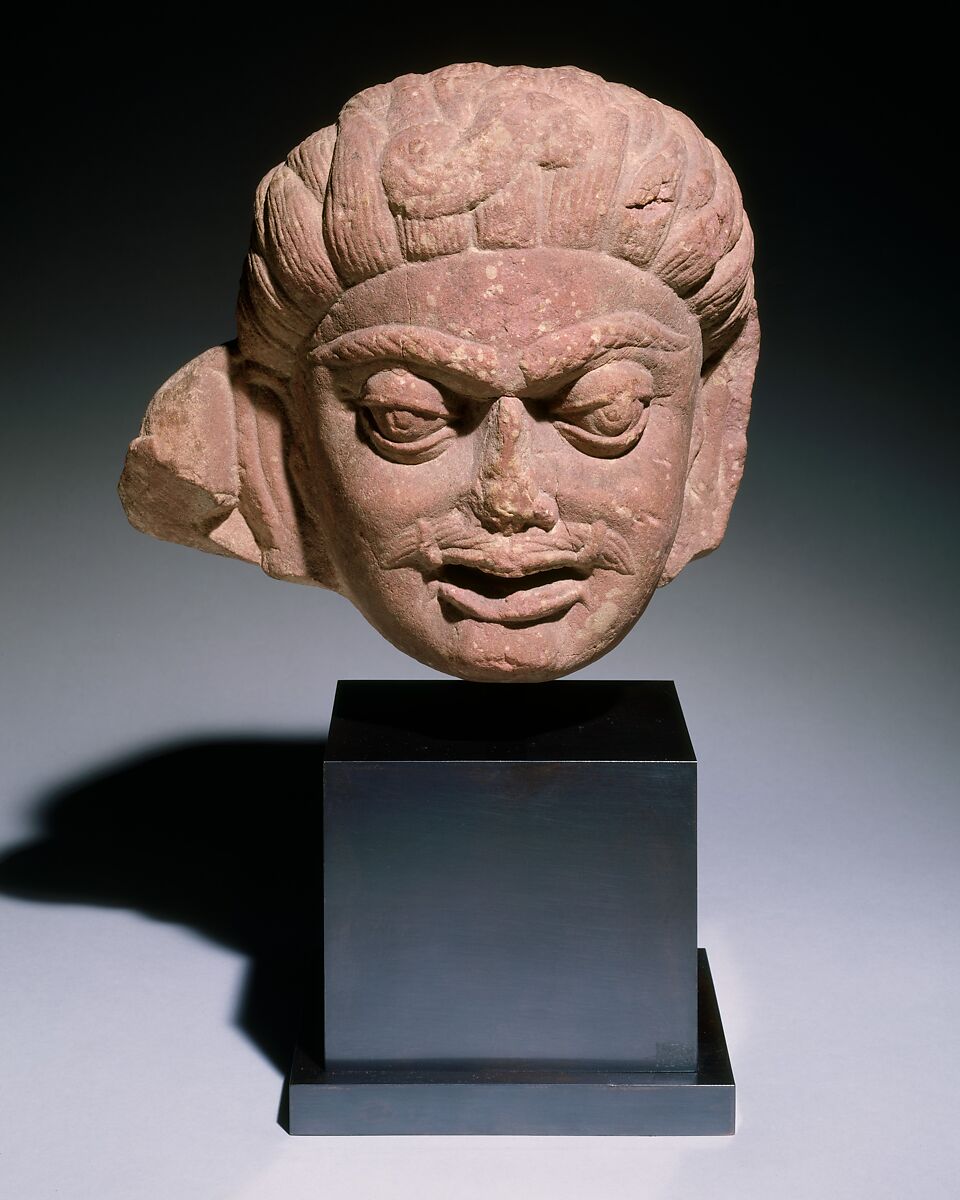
[{"xmin": 2, "ymin": 25, "xmax": 956, "ymax": 1200}]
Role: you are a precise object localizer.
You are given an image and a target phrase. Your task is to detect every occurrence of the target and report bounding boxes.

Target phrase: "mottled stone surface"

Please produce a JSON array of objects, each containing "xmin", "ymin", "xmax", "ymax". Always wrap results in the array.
[{"xmin": 120, "ymin": 64, "xmax": 759, "ymax": 682}]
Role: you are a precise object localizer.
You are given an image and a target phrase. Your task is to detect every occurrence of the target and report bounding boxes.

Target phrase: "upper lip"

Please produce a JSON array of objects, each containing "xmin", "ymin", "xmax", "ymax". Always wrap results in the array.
[{"xmin": 436, "ymin": 547, "xmax": 593, "ymax": 579}]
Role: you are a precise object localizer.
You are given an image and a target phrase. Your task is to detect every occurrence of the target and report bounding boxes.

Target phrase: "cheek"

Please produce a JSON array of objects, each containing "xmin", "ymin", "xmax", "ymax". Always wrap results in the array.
[
  {"xmin": 309, "ymin": 386, "xmax": 472, "ymax": 556},
  {"xmin": 547, "ymin": 402, "xmax": 693, "ymax": 530}
]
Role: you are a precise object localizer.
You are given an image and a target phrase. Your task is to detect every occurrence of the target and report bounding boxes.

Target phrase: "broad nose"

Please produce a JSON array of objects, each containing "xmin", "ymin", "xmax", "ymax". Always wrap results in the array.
[{"xmin": 468, "ymin": 396, "xmax": 559, "ymax": 535}]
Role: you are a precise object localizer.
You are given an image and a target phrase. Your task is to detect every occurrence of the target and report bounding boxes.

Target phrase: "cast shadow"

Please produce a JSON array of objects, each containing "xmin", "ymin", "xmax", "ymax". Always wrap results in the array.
[{"xmin": 0, "ymin": 738, "xmax": 325, "ymax": 1083}]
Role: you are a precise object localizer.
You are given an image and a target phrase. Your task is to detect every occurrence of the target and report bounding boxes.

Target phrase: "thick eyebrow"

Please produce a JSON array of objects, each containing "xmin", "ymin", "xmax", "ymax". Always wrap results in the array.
[
  {"xmin": 519, "ymin": 311, "xmax": 692, "ymax": 388},
  {"xmin": 309, "ymin": 325, "xmax": 508, "ymax": 395}
]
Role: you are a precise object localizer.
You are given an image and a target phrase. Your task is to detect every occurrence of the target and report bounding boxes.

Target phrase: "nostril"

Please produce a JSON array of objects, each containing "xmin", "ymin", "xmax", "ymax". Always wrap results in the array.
[
  {"xmin": 532, "ymin": 493, "xmax": 559, "ymax": 532},
  {"xmin": 471, "ymin": 478, "xmax": 558, "ymax": 535}
]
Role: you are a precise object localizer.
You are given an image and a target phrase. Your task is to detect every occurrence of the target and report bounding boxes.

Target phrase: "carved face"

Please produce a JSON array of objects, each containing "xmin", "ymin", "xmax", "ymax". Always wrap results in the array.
[{"xmin": 289, "ymin": 248, "xmax": 702, "ymax": 681}]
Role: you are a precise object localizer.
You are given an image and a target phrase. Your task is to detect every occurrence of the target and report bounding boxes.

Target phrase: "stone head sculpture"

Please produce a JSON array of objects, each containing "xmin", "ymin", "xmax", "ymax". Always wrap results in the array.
[{"xmin": 120, "ymin": 64, "xmax": 758, "ymax": 682}]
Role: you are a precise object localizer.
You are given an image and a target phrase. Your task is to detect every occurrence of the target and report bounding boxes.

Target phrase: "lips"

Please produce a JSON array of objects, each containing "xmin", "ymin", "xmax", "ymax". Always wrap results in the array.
[
  {"xmin": 436, "ymin": 562, "xmax": 586, "ymax": 625},
  {"xmin": 438, "ymin": 546, "xmax": 589, "ymax": 578}
]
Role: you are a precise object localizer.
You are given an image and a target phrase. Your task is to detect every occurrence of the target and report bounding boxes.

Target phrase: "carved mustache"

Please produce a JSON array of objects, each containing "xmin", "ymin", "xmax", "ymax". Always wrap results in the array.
[{"xmin": 384, "ymin": 514, "xmax": 635, "ymax": 578}]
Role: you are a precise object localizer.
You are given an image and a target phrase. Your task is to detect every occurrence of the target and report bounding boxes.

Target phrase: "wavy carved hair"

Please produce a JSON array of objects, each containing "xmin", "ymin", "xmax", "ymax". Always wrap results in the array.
[{"xmin": 237, "ymin": 63, "xmax": 755, "ymax": 394}]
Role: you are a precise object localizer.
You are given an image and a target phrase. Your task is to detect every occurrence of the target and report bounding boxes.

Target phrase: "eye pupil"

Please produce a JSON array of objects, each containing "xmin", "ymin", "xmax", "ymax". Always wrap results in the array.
[
  {"xmin": 370, "ymin": 407, "xmax": 440, "ymax": 443},
  {"xmin": 386, "ymin": 411, "xmax": 415, "ymax": 434},
  {"xmin": 584, "ymin": 395, "xmax": 639, "ymax": 435}
]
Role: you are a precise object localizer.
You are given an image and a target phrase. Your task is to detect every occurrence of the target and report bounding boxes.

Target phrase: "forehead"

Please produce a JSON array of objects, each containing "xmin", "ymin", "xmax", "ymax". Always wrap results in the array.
[{"xmin": 318, "ymin": 248, "xmax": 695, "ymax": 350}]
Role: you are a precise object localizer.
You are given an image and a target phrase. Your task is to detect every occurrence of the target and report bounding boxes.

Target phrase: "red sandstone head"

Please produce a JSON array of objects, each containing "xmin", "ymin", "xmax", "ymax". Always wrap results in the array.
[{"xmin": 120, "ymin": 63, "xmax": 759, "ymax": 682}]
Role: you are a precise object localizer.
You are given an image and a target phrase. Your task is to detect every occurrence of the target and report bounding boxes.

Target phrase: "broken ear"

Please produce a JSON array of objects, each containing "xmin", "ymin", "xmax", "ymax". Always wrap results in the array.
[
  {"xmin": 118, "ymin": 342, "xmax": 334, "ymax": 588},
  {"xmin": 660, "ymin": 305, "xmax": 760, "ymax": 585}
]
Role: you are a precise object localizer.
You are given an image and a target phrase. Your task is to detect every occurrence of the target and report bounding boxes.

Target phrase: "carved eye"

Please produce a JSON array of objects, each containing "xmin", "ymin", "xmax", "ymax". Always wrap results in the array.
[
  {"xmin": 358, "ymin": 369, "xmax": 456, "ymax": 463},
  {"xmin": 552, "ymin": 361, "xmax": 653, "ymax": 458},
  {"xmin": 365, "ymin": 406, "xmax": 446, "ymax": 444}
]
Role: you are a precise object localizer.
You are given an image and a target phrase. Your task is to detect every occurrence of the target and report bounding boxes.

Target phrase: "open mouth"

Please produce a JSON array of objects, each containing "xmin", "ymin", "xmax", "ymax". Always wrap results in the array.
[{"xmin": 435, "ymin": 564, "xmax": 586, "ymax": 625}]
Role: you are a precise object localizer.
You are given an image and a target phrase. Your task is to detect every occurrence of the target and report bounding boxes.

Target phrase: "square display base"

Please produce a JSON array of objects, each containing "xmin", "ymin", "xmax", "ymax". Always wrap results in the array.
[
  {"xmin": 286, "ymin": 950, "xmax": 734, "ymax": 1136},
  {"xmin": 322, "ymin": 681, "xmax": 699, "ymax": 1072}
]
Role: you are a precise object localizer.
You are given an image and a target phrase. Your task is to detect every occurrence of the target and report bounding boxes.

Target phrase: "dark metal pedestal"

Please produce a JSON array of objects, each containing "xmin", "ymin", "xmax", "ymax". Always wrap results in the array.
[{"xmin": 286, "ymin": 680, "xmax": 735, "ymax": 1136}]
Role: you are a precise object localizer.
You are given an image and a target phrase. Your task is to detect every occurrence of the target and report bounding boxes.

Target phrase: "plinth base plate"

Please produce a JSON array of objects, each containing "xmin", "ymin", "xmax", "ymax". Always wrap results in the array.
[{"xmin": 286, "ymin": 950, "xmax": 734, "ymax": 1136}]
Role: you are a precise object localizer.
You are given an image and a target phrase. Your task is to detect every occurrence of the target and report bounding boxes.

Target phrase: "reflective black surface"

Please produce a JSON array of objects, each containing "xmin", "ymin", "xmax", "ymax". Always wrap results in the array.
[
  {"xmin": 328, "ymin": 679, "xmax": 695, "ymax": 761},
  {"xmin": 290, "ymin": 680, "xmax": 732, "ymax": 1133}
]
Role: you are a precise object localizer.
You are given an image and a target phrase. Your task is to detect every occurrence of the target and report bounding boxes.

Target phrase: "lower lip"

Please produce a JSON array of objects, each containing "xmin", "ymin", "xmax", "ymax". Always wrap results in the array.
[{"xmin": 436, "ymin": 578, "xmax": 584, "ymax": 625}]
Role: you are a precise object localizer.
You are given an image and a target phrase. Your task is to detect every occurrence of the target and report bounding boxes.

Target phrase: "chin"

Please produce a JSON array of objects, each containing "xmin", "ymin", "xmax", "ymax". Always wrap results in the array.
[
  {"xmin": 350, "ymin": 575, "xmax": 647, "ymax": 682},
  {"xmin": 409, "ymin": 610, "xmax": 624, "ymax": 683}
]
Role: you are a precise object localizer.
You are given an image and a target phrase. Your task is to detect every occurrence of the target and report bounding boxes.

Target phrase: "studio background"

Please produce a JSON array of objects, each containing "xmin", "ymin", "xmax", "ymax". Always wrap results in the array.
[{"xmin": 1, "ymin": 25, "xmax": 955, "ymax": 1199}]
